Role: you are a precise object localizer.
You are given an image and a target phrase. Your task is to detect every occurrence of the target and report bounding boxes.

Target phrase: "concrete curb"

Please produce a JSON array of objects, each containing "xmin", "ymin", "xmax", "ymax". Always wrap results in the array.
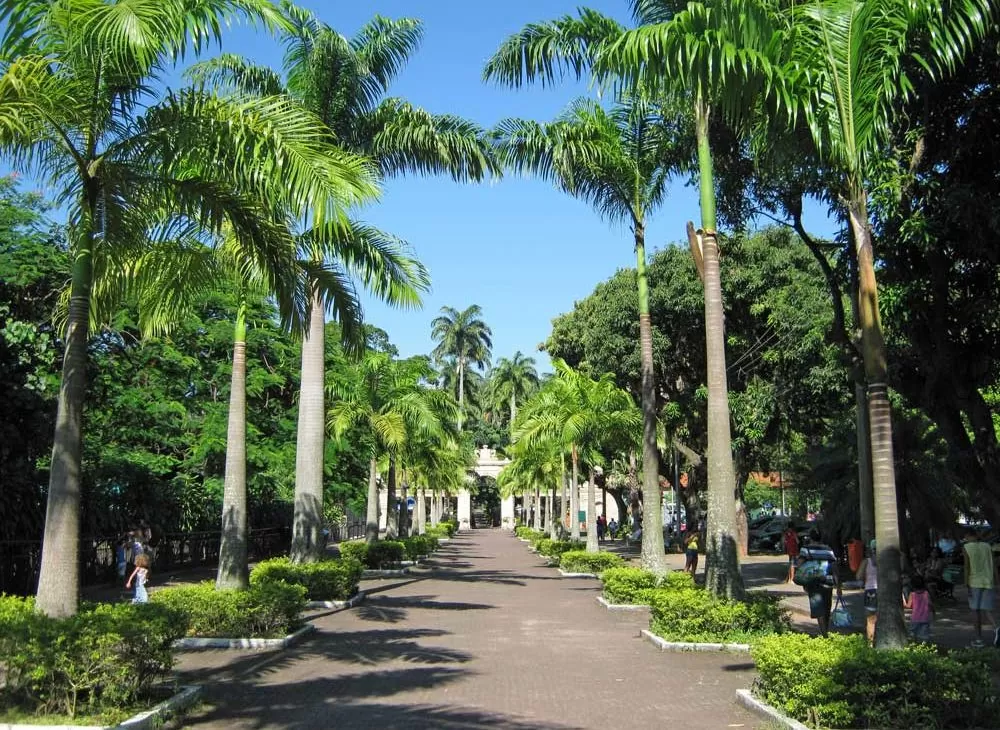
[
  {"xmin": 173, "ymin": 624, "xmax": 315, "ymax": 650},
  {"xmin": 305, "ymin": 591, "xmax": 367, "ymax": 610},
  {"xmin": 735, "ymin": 689, "xmax": 812, "ymax": 730},
  {"xmin": 596, "ymin": 595, "xmax": 648, "ymax": 611},
  {"xmin": 640, "ymin": 629, "xmax": 750, "ymax": 653},
  {"xmin": 0, "ymin": 685, "xmax": 203, "ymax": 730},
  {"xmin": 557, "ymin": 568, "xmax": 599, "ymax": 578},
  {"xmin": 362, "ymin": 567, "xmax": 410, "ymax": 578}
]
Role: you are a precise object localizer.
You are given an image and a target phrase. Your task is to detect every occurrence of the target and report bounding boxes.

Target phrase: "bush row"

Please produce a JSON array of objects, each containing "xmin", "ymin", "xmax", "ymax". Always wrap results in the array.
[
  {"xmin": 753, "ymin": 633, "xmax": 1000, "ymax": 729},
  {"xmin": 558, "ymin": 550, "xmax": 624, "ymax": 574},
  {"xmin": 250, "ymin": 556, "xmax": 363, "ymax": 600},
  {"xmin": 514, "ymin": 526, "xmax": 546, "ymax": 542},
  {"xmin": 152, "ymin": 580, "xmax": 306, "ymax": 639},
  {"xmin": 648, "ymin": 587, "xmax": 789, "ymax": 644},
  {"xmin": 535, "ymin": 538, "xmax": 585, "ymax": 558},
  {"xmin": 424, "ymin": 520, "xmax": 457, "ymax": 539},
  {"xmin": 339, "ymin": 534, "xmax": 442, "ymax": 568},
  {"xmin": 600, "ymin": 567, "xmax": 693, "ymax": 605},
  {"xmin": 0, "ymin": 596, "xmax": 187, "ymax": 720}
]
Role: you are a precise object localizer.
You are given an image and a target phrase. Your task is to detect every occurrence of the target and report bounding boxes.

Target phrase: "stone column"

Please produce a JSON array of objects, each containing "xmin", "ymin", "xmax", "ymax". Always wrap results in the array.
[
  {"xmin": 457, "ymin": 488, "xmax": 472, "ymax": 531},
  {"xmin": 501, "ymin": 494, "xmax": 515, "ymax": 531},
  {"xmin": 416, "ymin": 487, "xmax": 426, "ymax": 535}
]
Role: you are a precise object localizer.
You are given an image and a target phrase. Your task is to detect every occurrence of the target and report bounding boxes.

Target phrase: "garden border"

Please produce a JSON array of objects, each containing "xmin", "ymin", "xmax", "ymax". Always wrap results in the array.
[
  {"xmin": 305, "ymin": 591, "xmax": 367, "ymax": 610},
  {"xmin": 173, "ymin": 624, "xmax": 315, "ymax": 650},
  {"xmin": 362, "ymin": 567, "xmax": 410, "ymax": 578},
  {"xmin": 640, "ymin": 629, "xmax": 750, "ymax": 653},
  {"xmin": 557, "ymin": 568, "xmax": 599, "ymax": 578},
  {"xmin": 735, "ymin": 689, "xmax": 812, "ymax": 730},
  {"xmin": 0, "ymin": 685, "xmax": 203, "ymax": 730},
  {"xmin": 595, "ymin": 595, "xmax": 647, "ymax": 611}
]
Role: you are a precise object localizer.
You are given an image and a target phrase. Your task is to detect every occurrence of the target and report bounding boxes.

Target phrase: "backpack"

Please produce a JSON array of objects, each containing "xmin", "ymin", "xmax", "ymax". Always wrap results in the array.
[{"xmin": 793, "ymin": 545, "xmax": 837, "ymax": 587}]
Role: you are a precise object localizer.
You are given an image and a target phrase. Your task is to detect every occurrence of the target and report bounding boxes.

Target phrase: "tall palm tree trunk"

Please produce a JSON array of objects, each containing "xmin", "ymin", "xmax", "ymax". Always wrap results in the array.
[
  {"xmin": 695, "ymin": 105, "xmax": 744, "ymax": 600},
  {"xmin": 217, "ymin": 304, "xmax": 249, "ymax": 590},
  {"xmin": 430, "ymin": 489, "xmax": 439, "ymax": 527},
  {"xmin": 549, "ymin": 482, "xmax": 558, "ymax": 539},
  {"xmin": 848, "ymin": 194, "xmax": 906, "ymax": 649},
  {"xmin": 457, "ymin": 358, "xmax": 465, "ymax": 431},
  {"xmin": 586, "ymin": 467, "xmax": 598, "ymax": 553},
  {"xmin": 397, "ymin": 468, "xmax": 408, "ymax": 537},
  {"xmin": 35, "ymin": 222, "xmax": 94, "ymax": 617},
  {"xmin": 291, "ymin": 288, "xmax": 325, "ymax": 563},
  {"xmin": 366, "ymin": 457, "xmax": 380, "ymax": 544},
  {"xmin": 533, "ymin": 486, "xmax": 541, "ymax": 530},
  {"xmin": 560, "ymin": 461, "xmax": 569, "ymax": 537},
  {"xmin": 635, "ymin": 221, "xmax": 668, "ymax": 574},
  {"xmin": 855, "ymin": 378, "xmax": 876, "ymax": 545},
  {"xmin": 570, "ymin": 446, "xmax": 581, "ymax": 540},
  {"xmin": 510, "ymin": 393, "xmax": 517, "ymax": 427},
  {"xmin": 417, "ymin": 486, "xmax": 426, "ymax": 535},
  {"xmin": 386, "ymin": 456, "xmax": 398, "ymax": 539}
]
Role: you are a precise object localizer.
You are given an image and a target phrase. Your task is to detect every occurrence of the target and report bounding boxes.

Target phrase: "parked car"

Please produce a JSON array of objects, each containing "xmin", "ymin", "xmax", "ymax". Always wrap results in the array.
[{"xmin": 750, "ymin": 517, "xmax": 811, "ymax": 553}]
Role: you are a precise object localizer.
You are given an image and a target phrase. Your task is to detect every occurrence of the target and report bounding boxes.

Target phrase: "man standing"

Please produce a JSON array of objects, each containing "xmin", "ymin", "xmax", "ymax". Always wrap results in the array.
[
  {"xmin": 783, "ymin": 525, "xmax": 800, "ymax": 583},
  {"xmin": 963, "ymin": 531, "xmax": 999, "ymax": 647}
]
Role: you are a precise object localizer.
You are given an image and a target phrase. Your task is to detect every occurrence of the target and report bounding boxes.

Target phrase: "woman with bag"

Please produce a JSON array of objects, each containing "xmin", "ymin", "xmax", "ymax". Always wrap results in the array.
[{"xmin": 795, "ymin": 541, "xmax": 842, "ymax": 636}]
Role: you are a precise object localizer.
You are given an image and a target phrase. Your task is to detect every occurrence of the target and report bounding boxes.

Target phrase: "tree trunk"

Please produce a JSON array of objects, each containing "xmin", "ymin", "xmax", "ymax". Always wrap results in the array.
[
  {"xmin": 510, "ymin": 393, "xmax": 517, "ymax": 429},
  {"xmin": 695, "ymin": 102, "xmax": 744, "ymax": 600},
  {"xmin": 549, "ymin": 482, "xmax": 558, "ymax": 540},
  {"xmin": 217, "ymin": 305, "xmax": 249, "ymax": 590},
  {"xmin": 35, "ymin": 222, "xmax": 94, "ymax": 617},
  {"xmin": 397, "ymin": 469, "xmax": 408, "ymax": 537},
  {"xmin": 533, "ymin": 486, "xmax": 541, "ymax": 530},
  {"xmin": 856, "ymin": 378, "xmax": 876, "ymax": 545},
  {"xmin": 458, "ymin": 357, "xmax": 465, "ymax": 431},
  {"xmin": 635, "ymin": 222, "xmax": 668, "ymax": 574},
  {"xmin": 570, "ymin": 445, "xmax": 581, "ymax": 540},
  {"xmin": 365, "ymin": 457, "xmax": 379, "ymax": 544},
  {"xmin": 417, "ymin": 487, "xmax": 426, "ymax": 535},
  {"xmin": 291, "ymin": 288, "xmax": 325, "ymax": 563},
  {"xmin": 386, "ymin": 456, "xmax": 398, "ymax": 539},
  {"xmin": 560, "ymin": 461, "xmax": 568, "ymax": 536},
  {"xmin": 848, "ymin": 194, "xmax": 907, "ymax": 649},
  {"xmin": 586, "ymin": 467, "xmax": 599, "ymax": 553}
]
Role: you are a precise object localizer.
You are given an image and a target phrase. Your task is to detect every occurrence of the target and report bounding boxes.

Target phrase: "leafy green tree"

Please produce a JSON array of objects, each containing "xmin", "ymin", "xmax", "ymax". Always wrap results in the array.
[
  {"xmin": 775, "ymin": 0, "xmax": 996, "ymax": 649},
  {"xmin": 431, "ymin": 305, "xmax": 494, "ymax": 430},
  {"xmin": 489, "ymin": 351, "xmax": 540, "ymax": 432},
  {"xmin": 500, "ymin": 440, "xmax": 563, "ymax": 537},
  {"xmin": 486, "ymin": 85, "xmax": 687, "ymax": 571},
  {"xmin": 189, "ymin": 7, "xmax": 495, "ymax": 562},
  {"xmin": 0, "ymin": 0, "xmax": 380, "ymax": 616},
  {"xmin": 329, "ymin": 353, "xmax": 451, "ymax": 543}
]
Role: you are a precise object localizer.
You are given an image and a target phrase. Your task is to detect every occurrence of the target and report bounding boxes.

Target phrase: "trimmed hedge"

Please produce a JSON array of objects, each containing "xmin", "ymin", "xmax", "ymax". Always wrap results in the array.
[
  {"xmin": 753, "ymin": 633, "xmax": 999, "ymax": 729},
  {"xmin": 535, "ymin": 538, "xmax": 585, "ymax": 558},
  {"xmin": 515, "ymin": 526, "xmax": 546, "ymax": 542},
  {"xmin": 152, "ymin": 581, "xmax": 306, "ymax": 638},
  {"xmin": 600, "ymin": 568, "xmax": 694, "ymax": 605},
  {"xmin": 0, "ymin": 596, "xmax": 187, "ymax": 720},
  {"xmin": 402, "ymin": 535, "xmax": 439, "ymax": 560},
  {"xmin": 338, "ymin": 540, "xmax": 369, "ymax": 564},
  {"xmin": 558, "ymin": 550, "xmax": 625, "ymax": 574},
  {"xmin": 648, "ymin": 587, "xmax": 789, "ymax": 644},
  {"xmin": 250, "ymin": 557, "xmax": 363, "ymax": 600},
  {"xmin": 366, "ymin": 540, "xmax": 405, "ymax": 568}
]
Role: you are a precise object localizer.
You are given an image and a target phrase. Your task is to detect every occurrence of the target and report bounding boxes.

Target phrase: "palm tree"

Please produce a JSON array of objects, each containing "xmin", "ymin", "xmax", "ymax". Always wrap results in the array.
[
  {"xmin": 329, "ymin": 353, "xmax": 449, "ymax": 543},
  {"xmin": 774, "ymin": 0, "xmax": 996, "ymax": 648},
  {"xmin": 490, "ymin": 351, "xmax": 540, "ymax": 430},
  {"xmin": 486, "ymin": 86, "xmax": 686, "ymax": 572},
  {"xmin": 191, "ymin": 8, "xmax": 494, "ymax": 563},
  {"xmin": 0, "ymin": 0, "xmax": 379, "ymax": 616},
  {"xmin": 501, "ymin": 439, "xmax": 563, "ymax": 539},
  {"xmin": 431, "ymin": 305, "xmax": 493, "ymax": 430}
]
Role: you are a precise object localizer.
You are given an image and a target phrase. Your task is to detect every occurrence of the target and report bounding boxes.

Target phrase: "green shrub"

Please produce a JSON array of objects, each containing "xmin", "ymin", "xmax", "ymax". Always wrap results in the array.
[
  {"xmin": 152, "ymin": 581, "xmax": 306, "ymax": 638},
  {"xmin": 0, "ymin": 595, "xmax": 187, "ymax": 719},
  {"xmin": 753, "ymin": 633, "xmax": 999, "ymax": 729},
  {"xmin": 515, "ymin": 526, "xmax": 545, "ymax": 541},
  {"xmin": 365, "ymin": 540, "xmax": 405, "ymax": 568},
  {"xmin": 440, "ymin": 519, "xmax": 458, "ymax": 537},
  {"xmin": 402, "ymin": 535, "xmax": 438, "ymax": 560},
  {"xmin": 648, "ymin": 587, "xmax": 789, "ymax": 644},
  {"xmin": 338, "ymin": 540, "xmax": 369, "ymax": 564},
  {"xmin": 600, "ymin": 568, "xmax": 694, "ymax": 605},
  {"xmin": 424, "ymin": 524, "xmax": 453, "ymax": 539},
  {"xmin": 535, "ymin": 538, "xmax": 585, "ymax": 558},
  {"xmin": 250, "ymin": 557, "xmax": 363, "ymax": 600},
  {"xmin": 559, "ymin": 550, "xmax": 625, "ymax": 574}
]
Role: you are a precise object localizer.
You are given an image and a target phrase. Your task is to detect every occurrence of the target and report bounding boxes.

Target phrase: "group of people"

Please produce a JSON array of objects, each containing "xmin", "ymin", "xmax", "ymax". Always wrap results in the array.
[{"xmin": 786, "ymin": 525, "xmax": 999, "ymax": 647}]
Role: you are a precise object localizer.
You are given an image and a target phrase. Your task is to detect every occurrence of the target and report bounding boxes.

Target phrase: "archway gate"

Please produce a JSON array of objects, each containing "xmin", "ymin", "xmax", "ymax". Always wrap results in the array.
[{"xmin": 457, "ymin": 447, "xmax": 513, "ymax": 531}]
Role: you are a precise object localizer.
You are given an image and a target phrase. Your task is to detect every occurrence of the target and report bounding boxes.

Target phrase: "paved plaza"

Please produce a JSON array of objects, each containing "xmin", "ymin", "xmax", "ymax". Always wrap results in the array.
[{"xmin": 176, "ymin": 530, "xmax": 762, "ymax": 729}]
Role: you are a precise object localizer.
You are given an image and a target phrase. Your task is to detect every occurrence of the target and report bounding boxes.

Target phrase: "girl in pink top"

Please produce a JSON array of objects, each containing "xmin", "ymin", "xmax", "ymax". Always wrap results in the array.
[{"xmin": 905, "ymin": 574, "xmax": 933, "ymax": 642}]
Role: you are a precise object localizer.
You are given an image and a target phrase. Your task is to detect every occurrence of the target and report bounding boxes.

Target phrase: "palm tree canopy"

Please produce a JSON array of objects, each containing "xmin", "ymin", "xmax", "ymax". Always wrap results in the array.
[
  {"xmin": 494, "ymin": 94, "xmax": 691, "ymax": 227},
  {"xmin": 430, "ymin": 304, "xmax": 494, "ymax": 372},
  {"xmin": 490, "ymin": 351, "xmax": 540, "ymax": 406}
]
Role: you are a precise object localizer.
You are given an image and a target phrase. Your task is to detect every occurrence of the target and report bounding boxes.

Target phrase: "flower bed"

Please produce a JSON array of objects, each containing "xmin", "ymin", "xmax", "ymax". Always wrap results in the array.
[
  {"xmin": 558, "ymin": 550, "xmax": 624, "ymax": 574},
  {"xmin": 0, "ymin": 596, "xmax": 187, "ymax": 722},
  {"xmin": 152, "ymin": 580, "xmax": 306, "ymax": 639},
  {"xmin": 752, "ymin": 633, "xmax": 1000, "ymax": 729},
  {"xmin": 250, "ymin": 556, "xmax": 363, "ymax": 601}
]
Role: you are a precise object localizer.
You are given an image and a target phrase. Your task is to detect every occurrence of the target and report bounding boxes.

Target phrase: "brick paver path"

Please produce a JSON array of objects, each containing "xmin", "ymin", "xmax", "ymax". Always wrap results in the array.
[{"xmin": 179, "ymin": 530, "xmax": 760, "ymax": 729}]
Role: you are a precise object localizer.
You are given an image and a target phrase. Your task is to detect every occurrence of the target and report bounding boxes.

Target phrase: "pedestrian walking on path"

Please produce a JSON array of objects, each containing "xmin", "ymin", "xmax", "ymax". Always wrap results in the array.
[
  {"xmin": 856, "ymin": 540, "xmax": 878, "ymax": 644},
  {"xmin": 783, "ymin": 526, "xmax": 800, "ymax": 583},
  {"xmin": 963, "ymin": 530, "xmax": 999, "ymax": 647}
]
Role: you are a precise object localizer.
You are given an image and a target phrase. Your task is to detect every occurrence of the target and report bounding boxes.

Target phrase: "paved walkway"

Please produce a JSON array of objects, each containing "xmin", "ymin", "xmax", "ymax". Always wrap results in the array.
[{"xmin": 176, "ymin": 530, "xmax": 760, "ymax": 730}]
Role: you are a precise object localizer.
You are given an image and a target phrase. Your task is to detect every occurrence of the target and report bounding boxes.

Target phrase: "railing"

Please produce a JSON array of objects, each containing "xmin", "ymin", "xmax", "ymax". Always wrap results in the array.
[
  {"xmin": 328, "ymin": 520, "xmax": 366, "ymax": 543},
  {"xmin": 0, "ymin": 526, "xmax": 291, "ymax": 597}
]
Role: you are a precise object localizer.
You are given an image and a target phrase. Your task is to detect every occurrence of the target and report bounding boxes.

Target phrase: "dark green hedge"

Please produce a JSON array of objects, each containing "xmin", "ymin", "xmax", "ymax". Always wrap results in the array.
[
  {"xmin": 152, "ymin": 580, "xmax": 306, "ymax": 638},
  {"xmin": 250, "ymin": 557, "xmax": 363, "ymax": 600}
]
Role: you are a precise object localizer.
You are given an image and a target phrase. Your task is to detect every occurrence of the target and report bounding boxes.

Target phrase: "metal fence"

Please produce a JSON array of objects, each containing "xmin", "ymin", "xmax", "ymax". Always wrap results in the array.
[
  {"xmin": 328, "ymin": 520, "xmax": 366, "ymax": 544},
  {"xmin": 0, "ymin": 526, "xmax": 291, "ymax": 596}
]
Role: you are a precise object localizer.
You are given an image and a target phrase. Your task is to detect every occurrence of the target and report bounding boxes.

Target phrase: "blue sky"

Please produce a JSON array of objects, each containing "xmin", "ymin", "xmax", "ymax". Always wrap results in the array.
[{"xmin": 25, "ymin": 0, "xmax": 840, "ymax": 373}]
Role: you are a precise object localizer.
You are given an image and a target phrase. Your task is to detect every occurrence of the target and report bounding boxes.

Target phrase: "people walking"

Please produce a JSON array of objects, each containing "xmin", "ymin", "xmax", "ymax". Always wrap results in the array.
[
  {"xmin": 684, "ymin": 531, "xmax": 700, "ymax": 575},
  {"xmin": 856, "ymin": 540, "xmax": 879, "ymax": 644},
  {"xmin": 963, "ymin": 530, "xmax": 998, "ymax": 647},
  {"xmin": 126, "ymin": 553, "xmax": 151, "ymax": 604},
  {"xmin": 905, "ymin": 574, "xmax": 933, "ymax": 642},
  {"xmin": 794, "ymin": 541, "xmax": 840, "ymax": 637},
  {"xmin": 783, "ymin": 525, "xmax": 800, "ymax": 583}
]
